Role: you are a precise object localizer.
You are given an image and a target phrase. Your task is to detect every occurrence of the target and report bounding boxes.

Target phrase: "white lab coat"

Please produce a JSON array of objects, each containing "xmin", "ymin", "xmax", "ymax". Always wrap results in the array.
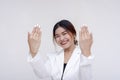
[{"xmin": 28, "ymin": 46, "xmax": 94, "ymax": 80}]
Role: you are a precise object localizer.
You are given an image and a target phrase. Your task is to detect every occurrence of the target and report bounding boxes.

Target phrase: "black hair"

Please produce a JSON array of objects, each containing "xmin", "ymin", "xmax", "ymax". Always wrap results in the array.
[{"xmin": 53, "ymin": 19, "xmax": 78, "ymax": 45}]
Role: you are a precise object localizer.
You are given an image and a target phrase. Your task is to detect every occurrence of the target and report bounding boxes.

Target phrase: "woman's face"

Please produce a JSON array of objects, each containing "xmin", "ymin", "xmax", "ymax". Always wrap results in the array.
[{"xmin": 54, "ymin": 27, "xmax": 75, "ymax": 49}]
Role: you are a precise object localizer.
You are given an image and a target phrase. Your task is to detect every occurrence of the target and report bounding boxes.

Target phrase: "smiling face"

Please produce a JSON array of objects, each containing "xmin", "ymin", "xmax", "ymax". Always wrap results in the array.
[
  {"xmin": 53, "ymin": 20, "xmax": 77, "ymax": 50},
  {"xmin": 54, "ymin": 27, "xmax": 75, "ymax": 49}
]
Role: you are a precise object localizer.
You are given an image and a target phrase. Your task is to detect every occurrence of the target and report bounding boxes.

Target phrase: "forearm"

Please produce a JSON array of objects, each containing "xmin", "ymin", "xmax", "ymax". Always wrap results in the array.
[
  {"xmin": 80, "ymin": 64, "xmax": 93, "ymax": 80},
  {"xmin": 81, "ymin": 49, "xmax": 91, "ymax": 57},
  {"xmin": 80, "ymin": 53, "xmax": 94, "ymax": 66},
  {"xmin": 28, "ymin": 52, "xmax": 51, "ymax": 79}
]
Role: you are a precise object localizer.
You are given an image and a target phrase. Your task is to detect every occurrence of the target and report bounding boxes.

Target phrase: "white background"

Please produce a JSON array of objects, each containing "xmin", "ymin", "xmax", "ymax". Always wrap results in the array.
[{"xmin": 0, "ymin": 0, "xmax": 120, "ymax": 80}]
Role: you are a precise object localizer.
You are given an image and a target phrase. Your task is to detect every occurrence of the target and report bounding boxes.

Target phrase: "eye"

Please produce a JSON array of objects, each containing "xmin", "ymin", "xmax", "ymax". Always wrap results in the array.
[
  {"xmin": 62, "ymin": 32, "xmax": 68, "ymax": 36},
  {"xmin": 55, "ymin": 34, "xmax": 60, "ymax": 38}
]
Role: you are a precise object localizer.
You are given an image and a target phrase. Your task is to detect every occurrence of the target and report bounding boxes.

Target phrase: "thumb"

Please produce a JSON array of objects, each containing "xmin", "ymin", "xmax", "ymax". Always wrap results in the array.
[
  {"xmin": 90, "ymin": 33, "xmax": 93, "ymax": 39},
  {"xmin": 28, "ymin": 32, "xmax": 31, "ymax": 39}
]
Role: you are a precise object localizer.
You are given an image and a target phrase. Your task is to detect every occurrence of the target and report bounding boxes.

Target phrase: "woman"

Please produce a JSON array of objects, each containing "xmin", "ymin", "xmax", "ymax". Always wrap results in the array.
[{"xmin": 28, "ymin": 20, "xmax": 93, "ymax": 80}]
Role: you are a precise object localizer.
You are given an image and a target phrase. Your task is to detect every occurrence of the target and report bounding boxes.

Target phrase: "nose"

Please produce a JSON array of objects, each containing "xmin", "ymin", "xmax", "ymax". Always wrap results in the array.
[{"xmin": 59, "ymin": 35, "xmax": 64, "ymax": 41}]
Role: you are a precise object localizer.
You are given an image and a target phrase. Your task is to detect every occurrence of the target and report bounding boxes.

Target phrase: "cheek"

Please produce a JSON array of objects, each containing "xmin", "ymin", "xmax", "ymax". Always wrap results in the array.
[
  {"xmin": 66, "ymin": 34, "xmax": 72, "ymax": 40},
  {"xmin": 67, "ymin": 35, "xmax": 74, "ymax": 43},
  {"xmin": 55, "ymin": 38, "xmax": 60, "ymax": 44}
]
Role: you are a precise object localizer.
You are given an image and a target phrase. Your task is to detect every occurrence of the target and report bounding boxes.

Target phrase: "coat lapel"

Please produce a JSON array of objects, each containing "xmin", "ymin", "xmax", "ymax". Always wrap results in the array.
[
  {"xmin": 63, "ymin": 47, "xmax": 81, "ymax": 76},
  {"xmin": 53, "ymin": 47, "xmax": 81, "ymax": 79},
  {"xmin": 55, "ymin": 50, "xmax": 64, "ymax": 79}
]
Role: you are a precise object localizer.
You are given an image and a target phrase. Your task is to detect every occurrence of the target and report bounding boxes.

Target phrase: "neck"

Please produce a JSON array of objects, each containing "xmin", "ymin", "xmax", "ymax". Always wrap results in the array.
[
  {"xmin": 64, "ymin": 44, "xmax": 76, "ymax": 54},
  {"xmin": 64, "ymin": 44, "xmax": 76, "ymax": 63}
]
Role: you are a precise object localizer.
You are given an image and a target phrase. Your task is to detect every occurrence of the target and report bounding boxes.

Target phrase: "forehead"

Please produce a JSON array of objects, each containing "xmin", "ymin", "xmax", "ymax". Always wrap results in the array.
[{"xmin": 55, "ymin": 27, "xmax": 66, "ymax": 34}]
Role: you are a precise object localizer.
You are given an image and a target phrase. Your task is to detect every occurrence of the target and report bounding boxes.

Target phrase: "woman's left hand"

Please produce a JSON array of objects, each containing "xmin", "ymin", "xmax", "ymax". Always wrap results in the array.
[{"xmin": 79, "ymin": 25, "xmax": 93, "ymax": 57}]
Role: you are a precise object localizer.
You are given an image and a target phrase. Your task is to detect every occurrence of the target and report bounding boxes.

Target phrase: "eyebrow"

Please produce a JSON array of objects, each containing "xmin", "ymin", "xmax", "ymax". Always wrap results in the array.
[{"xmin": 55, "ymin": 30, "xmax": 67, "ymax": 35}]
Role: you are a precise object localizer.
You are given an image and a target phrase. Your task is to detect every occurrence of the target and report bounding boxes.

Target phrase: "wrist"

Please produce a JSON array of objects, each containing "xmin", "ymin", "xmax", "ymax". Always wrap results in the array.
[
  {"xmin": 30, "ymin": 49, "xmax": 38, "ymax": 58},
  {"xmin": 81, "ymin": 50, "xmax": 91, "ymax": 57}
]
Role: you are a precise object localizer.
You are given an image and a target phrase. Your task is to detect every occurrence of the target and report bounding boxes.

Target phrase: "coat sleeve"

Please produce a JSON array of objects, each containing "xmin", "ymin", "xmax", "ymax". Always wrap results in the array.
[
  {"xmin": 27, "ymin": 51, "xmax": 52, "ymax": 80},
  {"xmin": 80, "ymin": 54, "xmax": 94, "ymax": 66},
  {"xmin": 80, "ymin": 54, "xmax": 94, "ymax": 80}
]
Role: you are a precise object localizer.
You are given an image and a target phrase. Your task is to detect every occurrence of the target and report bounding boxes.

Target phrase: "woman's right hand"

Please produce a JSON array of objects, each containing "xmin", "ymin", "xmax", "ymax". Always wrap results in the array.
[{"xmin": 28, "ymin": 24, "xmax": 42, "ymax": 57}]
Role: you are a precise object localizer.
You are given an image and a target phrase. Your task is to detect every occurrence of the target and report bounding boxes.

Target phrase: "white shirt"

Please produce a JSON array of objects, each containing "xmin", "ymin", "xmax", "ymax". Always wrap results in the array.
[{"xmin": 28, "ymin": 46, "xmax": 94, "ymax": 80}]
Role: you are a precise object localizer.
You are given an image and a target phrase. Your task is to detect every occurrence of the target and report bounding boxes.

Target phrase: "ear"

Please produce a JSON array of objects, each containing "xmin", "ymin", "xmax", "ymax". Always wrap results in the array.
[{"xmin": 74, "ymin": 36, "xmax": 78, "ymax": 45}]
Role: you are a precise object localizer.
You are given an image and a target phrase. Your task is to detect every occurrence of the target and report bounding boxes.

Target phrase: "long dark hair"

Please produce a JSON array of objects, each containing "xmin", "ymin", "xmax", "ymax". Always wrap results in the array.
[{"xmin": 53, "ymin": 19, "xmax": 78, "ymax": 45}]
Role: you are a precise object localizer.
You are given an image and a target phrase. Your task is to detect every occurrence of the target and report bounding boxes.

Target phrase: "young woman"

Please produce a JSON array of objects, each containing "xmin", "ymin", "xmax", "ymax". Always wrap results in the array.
[{"xmin": 28, "ymin": 20, "xmax": 93, "ymax": 80}]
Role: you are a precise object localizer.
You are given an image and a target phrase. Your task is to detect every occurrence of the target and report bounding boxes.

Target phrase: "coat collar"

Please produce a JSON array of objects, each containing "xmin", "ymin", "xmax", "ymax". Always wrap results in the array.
[
  {"xmin": 55, "ymin": 46, "xmax": 81, "ymax": 77},
  {"xmin": 64, "ymin": 46, "xmax": 81, "ymax": 74}
]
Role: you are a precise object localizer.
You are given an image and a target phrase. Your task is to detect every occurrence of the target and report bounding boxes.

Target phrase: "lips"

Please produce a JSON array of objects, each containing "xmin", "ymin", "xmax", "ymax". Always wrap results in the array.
[{"xmin": 60, "ymin": 40, "xmax": 69, "ymax": 45}]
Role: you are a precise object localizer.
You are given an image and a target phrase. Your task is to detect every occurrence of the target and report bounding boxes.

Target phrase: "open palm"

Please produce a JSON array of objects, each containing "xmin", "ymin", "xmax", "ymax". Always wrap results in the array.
[
  {"xmin": 79, "ymin": 25, "xmax": 93, "ymax": 57},
  {"xmin": 28, "ymin": 25, "xmax": 42, "ymax": 57}
]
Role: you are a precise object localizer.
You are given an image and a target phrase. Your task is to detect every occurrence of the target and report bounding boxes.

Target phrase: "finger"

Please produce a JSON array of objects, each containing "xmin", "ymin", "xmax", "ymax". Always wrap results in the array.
[
  {"xmin": 80, "ymin": 27, "xmax": 85, "ymax": 40},
  {"xmin": 32, "ymin": 26, "xmax": 37, "ymax": 34},
  {"xmin": 28, "ymin": 32, "xmax": 31, "ymax": 39},
  {"xmin": 36, "ymin": 24, "xmax": 40, "ymax": 28},
  {"xmin": 80, "ymin": 25, "xmax": 89, "ymax": 40},
  {"xmin": 36, "ymin": 25, "xmax": 42, "ymax": 38},
  {"xmin": 85, "ymin": 27, "xmax": 92, "ymax": 39},
  {"xmin": 82, "ymin": 25, "xmax": 91, "ymax": 39},
  {"xmin": 79, "ymin": 29, "xmax": 82, "ymax": 40},
  {"xmin": 82, "ymin": 24, "xmax": 88, "ymax": 28},
  {"xmin": 36, "ymin": 25, "xmax": 41, "ymax": 34},
  {"xmin": 32, "ymin": 32, "xmax": 38, "ymax": 40},
  {"xmin": 82, "ymin": 27, "xmax": 87, "ymax": 39},
  {"xmin": 84, "ymin": 27, "xmax": 90, "ymax": 39},
  {"xmin": 31, "ymin": 24, "xmax": 39, "ymax": 35},
  {"xmin": 90, "ymin": 33, "xmax": 93, "ymax": 40},
  {"xmin": 79, "ymin": 28, "xmax": 82, "ymax": 37},
  {"xmin": 39, "ymin": 29, "xmax": 42, "ymax": 38},
  {"xmin": 82, "ymin": 26, "xmax": 87, "ymax": 40}
]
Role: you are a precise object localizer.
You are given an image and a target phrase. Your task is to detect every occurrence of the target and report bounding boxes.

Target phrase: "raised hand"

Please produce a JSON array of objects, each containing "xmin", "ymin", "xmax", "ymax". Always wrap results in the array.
[
  {"xmin": 28, "ymin": 24, "xmax": 42, "ymax": 57},
  {"xmin": 79, "ymin": 25, "xmax": 93, "ymax": 57}
]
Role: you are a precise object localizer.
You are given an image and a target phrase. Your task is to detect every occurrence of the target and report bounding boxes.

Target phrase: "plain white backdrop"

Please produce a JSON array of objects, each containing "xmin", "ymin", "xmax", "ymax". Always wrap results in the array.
[{"xmin": 0, "ymin": 0, "xmax": 120, "ymax": 80}]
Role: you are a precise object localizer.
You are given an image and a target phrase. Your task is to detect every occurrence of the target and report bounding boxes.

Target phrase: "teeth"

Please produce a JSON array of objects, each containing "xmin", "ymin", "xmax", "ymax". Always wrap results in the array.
[{"xmin": 61, "ymin": 41, "xmax": 67, "ymax": 45}]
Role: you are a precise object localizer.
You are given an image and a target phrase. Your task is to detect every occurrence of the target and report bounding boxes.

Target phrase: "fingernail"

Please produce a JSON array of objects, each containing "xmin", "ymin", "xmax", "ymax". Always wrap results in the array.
[
  {"xmin": 36, "ymin": 24, "xmax": 39, "ymax": 26},
  {"xmin": 83, "ymin": 24, "xmax": 88, "ymax": 27},
  {"xmin": 38, "ymin": 25, "xmax": 40, "ymax": 28},
  {"xmin": 34, "ymin": 25, "xmax": 36, "ymax": 27}
]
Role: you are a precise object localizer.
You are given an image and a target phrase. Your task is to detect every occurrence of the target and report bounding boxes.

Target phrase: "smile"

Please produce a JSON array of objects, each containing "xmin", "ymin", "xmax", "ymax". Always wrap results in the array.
[{"xmin": 60, "ymin": 40, "xmax": 69, "ymax": 45}]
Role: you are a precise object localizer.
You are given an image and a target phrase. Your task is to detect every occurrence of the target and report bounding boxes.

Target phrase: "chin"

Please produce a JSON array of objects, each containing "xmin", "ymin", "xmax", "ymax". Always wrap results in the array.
[{"xmin": 61, "ymin": 44, "xmax": 70, "ymax": 49}]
